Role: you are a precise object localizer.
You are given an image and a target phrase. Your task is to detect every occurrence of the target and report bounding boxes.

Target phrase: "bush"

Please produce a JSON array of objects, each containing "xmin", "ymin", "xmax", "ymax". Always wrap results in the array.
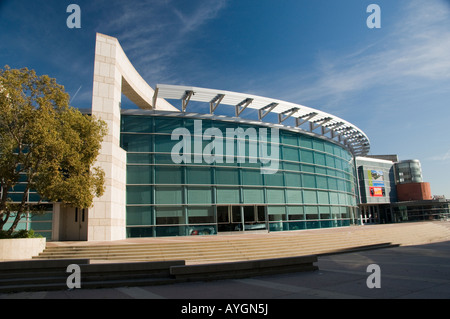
[{"xmin": 0, "ymin": 229, "xmax": 42, "ymax": 239}]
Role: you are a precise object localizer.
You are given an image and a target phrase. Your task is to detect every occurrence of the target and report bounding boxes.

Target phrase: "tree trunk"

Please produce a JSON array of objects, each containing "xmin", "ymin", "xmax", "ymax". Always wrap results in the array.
[
  {"xmin": 6, "ymin": 187, "xmax": 30, "ymax": 235},
  {"xmin": 7, "ymin": 211, "xmax": 26, "ymax": 235},
  {"xmin": 0, "ymin": 211, "xmax": 11, "ymax": 231},
  {"xmin": 0, "ymin": 184, "xmax": 12, "ymax": 231}
]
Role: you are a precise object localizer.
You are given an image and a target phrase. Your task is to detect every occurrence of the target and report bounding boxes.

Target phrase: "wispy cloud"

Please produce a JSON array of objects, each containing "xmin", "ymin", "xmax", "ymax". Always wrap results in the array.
[
  {"xmin": 276, "ymin": 0, "xmax": 450, "ymax": 110},
  {"xmin": 172, "ymin": 1, "xmax": 227, "ymax": 35},
  {"xmin": 428, "ymin": 150, "xmax": 450, "ymax": 162},
  {"xmin": 93, "ymin": 0, "xmax": 228, "ymax": 86}
]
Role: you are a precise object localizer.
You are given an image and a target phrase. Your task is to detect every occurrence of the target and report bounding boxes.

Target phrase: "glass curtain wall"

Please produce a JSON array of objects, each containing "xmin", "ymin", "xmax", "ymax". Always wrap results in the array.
[
  {"xmin": 0, "ymin": 173, "xmax": 53, "ymax": 239},
  {"xmin": 121, "ymin": 114, "xmax": 358, "ymax": 237},
  {"xmin": 394, "ymin": 160, "xmax": 423, "ymax": 184}
]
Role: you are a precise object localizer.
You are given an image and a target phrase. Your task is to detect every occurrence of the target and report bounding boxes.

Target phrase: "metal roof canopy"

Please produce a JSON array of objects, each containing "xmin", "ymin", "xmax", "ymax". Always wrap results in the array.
[{"xmin": 154, "ymin": 84, "xmax": 370, "ymax": 156}]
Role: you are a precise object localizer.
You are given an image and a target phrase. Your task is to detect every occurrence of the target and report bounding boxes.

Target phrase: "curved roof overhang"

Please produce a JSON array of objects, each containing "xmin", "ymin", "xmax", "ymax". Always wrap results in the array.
[{"xmin": 153, "ymin": 84, "xmax": 370, "ymax": 156}]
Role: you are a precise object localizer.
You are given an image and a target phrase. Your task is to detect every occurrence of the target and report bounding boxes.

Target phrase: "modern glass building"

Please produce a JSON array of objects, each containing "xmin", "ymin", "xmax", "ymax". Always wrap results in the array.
[
  {"xmin": 356, "ymin": 156, "xmax": 450, "ymax": 224},
  {"xmin": 7, "ymin": 33, "xmax": 449, "ymax": 242},
  {"xmin": 394, "ymin": 160, "xmax": 423, "ymax": 184},
  {"xmin": 1, "ymin": 33, "xmax": 372, "ymax": 241},
  {"xmin": 356, "ymin": 156, "xmax": 398, "ymax": 224},
  {"xmin": 121, "ymin": 111, "xmax": 359, "ymax": 237}
]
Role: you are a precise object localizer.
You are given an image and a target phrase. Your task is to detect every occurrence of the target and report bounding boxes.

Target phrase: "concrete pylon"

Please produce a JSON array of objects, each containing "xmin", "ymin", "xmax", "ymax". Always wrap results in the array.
[{"xmin": 89, "ymin": 33, "xmax": 177, "ymax": 241}]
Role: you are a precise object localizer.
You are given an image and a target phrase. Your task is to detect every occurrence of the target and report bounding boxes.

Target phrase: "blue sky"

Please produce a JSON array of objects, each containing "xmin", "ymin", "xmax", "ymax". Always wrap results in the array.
[{"xmin": 1, "ymin": 0, "xmax": 450, "ymax": 198}]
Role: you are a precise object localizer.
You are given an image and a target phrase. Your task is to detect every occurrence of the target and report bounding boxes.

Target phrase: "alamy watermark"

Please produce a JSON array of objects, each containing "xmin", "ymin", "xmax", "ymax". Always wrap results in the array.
[
  {"xmin": 66, "ymin": 4, "xmax": 81, "ymax": 29},
  {"xmin": 66, "ymin": 264, "xmax": 81, "ymax": 289},
  {"xmin": 367, "ymin": 4, "xmax": 381, "ymax": 29},
  {"xmin": 366, "ymin": 264, "xmax": 381, "ymax": 288},
  {"xmin": 65, "ymin": 4, "xmax": 380, "ymax": 30},
  {"xmin": 171, "ymin": 120, "xmax": 280, "ymax": 174}
]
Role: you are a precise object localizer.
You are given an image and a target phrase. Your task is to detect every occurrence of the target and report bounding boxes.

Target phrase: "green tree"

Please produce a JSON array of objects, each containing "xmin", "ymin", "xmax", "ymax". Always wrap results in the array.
[{"xmin": 0, "ymin": 66, "xmax": 107, "ymax": 236}]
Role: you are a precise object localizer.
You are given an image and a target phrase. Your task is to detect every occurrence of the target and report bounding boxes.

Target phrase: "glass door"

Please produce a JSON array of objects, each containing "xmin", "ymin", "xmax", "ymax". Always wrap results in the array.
[
  {"xmin": 217, "ymin": 205, "xmax": 267, "ymax": 232},
  {"xmin": 217, "ymin": 206, "xmax": 231, "ymax": 232},
  {"xmin": 243, "ymin": 205, "xmax": 267, "ymax": 231},
  {"xmin": 217, "ymin": 205, "xmax": 242, "ymax": 232}
]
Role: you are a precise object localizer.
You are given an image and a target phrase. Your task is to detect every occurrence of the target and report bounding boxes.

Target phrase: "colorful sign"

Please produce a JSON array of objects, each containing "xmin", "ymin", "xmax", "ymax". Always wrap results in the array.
[
  {"xmin": 368, "ymin": 170, "xmax": 385, "ymax": 197},
  {"xmin": 369, "ymin": 187, "xmax": 384, "ymax": 197}
]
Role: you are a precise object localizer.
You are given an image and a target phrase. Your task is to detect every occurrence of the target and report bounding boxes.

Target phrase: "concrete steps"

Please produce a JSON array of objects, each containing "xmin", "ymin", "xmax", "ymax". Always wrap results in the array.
[
  {"xmin": 33, "ymin": 221, "xmax": 450, "ymax": 264},
  {"xmin": 3, "ymin": 221, "xmax": 450, "ymax": 294},
  {"xmin": 0, "ymin": 256, "xmax": 318, "ymax": 293},
  {"xmin": 0, "ymin": 259, "xmax": 184, "ymax": 293}
]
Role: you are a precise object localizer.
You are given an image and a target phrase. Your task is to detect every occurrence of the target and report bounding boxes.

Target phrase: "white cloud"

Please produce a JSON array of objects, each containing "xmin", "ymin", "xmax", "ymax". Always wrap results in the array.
[
  {"xmin": 80, "ymin": 0, "xmax": 450, "ymax": 112},
  {"xmin": 95, "ymin": 0, "xmax": 228, "ymax": 85},
  {"xmin": 428, "ymin": 150, "xmax": 450, "ymax": 162},
  {"xmin": 278, "ymin": 0, "xmax": 450, "ymax": 108},
  {"xmin": 172, "ymin": 0, "xmax": 227, "ymax": 35}
]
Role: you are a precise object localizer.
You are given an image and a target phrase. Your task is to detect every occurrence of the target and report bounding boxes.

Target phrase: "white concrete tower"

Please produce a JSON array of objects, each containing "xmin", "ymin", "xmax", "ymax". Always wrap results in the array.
[{"xmin": 88, "ymin": 33, "xmax": 176, "ymax": 241}]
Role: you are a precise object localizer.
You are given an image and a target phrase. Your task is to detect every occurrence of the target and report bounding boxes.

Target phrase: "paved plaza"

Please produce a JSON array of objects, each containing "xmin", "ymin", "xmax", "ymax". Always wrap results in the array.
[{"xmin": 2, "ymin": 240, "xmax": 450, "ymax": 300}]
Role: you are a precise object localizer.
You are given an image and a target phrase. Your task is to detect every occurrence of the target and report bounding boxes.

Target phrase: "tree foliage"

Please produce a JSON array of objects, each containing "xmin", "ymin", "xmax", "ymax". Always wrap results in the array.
[{"xmin": 0, "ymin": 66, "xmax": 107, "ymax": 234}]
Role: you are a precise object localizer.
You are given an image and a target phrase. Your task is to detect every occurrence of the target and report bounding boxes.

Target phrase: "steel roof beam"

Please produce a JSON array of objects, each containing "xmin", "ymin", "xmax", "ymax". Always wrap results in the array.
[
  {"xmin": 278, "ymin": 107, "xmax": 300, "ymax": 124},
  {"xmin": 258, "ymin": 102, "xmax": 279, "ymax": 121},
  {"xmin": 322, "ymin": 122, "xmax": 345, "ymax": 137},
  {"xmin": 235, "ymin": 98, "xmax": 253, "ymax": 117},
  {"xmin": 210, "ymin": 94, "xmax": 225, "ymax": 114},
  {"xmin": 295, "ymin": 112, "xmax": 318, "ymax": 127},
  {"xmin": 310, "ymin": 117, "xmax": 333, "ymax": 131},
  {"xmin": 182, "ymin": 90, "xmax": 194, "ymax": 112}
]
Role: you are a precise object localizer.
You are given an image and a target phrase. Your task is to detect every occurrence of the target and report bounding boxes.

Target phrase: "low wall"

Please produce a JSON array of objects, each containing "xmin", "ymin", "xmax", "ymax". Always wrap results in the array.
[
  {"xmin": 170, "ymin": 255, "xmax": 318, "ymax": 281},
  {"xmin": 0, "ymin": 238, "xmax": 46, "ymax": 261}
]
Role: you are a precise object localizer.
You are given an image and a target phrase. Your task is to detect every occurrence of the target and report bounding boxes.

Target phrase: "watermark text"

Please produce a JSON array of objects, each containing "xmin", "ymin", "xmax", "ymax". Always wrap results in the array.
[
  {"xmin": 366, "ymin": 264, "xmax": 381, "ymax": 288},
  {"xmin": 367, "ymin": 4, "xmax": 381, "ymax": 29},
  {"xmin": 66, "ymin": 4, "xmax": 81, "ymax": 29},
  {"xmin": 171, "ymin": 120, "xmax": 280, "ymax": 174},
  {"xmin": 66, "ymin": 264, "xmax": 81, "ymax": 289}
]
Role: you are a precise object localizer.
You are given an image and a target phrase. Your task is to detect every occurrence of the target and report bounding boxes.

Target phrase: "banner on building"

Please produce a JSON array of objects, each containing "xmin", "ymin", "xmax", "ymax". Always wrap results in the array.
[{"xmin": 368, "ymin": 170, "xmax": 385, "ymax": 197}]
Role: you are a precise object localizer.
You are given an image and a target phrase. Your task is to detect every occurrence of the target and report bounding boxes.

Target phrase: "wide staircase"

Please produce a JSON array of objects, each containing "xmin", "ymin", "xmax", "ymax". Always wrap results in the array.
[
  {"xmin": 34, "ymin": 221, "xmax": 450, "ymax": 264},
  {"xmin": 2, "ymin": 221, "xmax": 450, "ymax": 293}
]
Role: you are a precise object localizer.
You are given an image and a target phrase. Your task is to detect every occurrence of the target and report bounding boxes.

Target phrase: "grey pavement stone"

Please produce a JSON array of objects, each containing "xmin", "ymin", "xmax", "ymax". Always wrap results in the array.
[{"xmin": 1, "ymin": 241, "xmax": 450, "ymax": 300}]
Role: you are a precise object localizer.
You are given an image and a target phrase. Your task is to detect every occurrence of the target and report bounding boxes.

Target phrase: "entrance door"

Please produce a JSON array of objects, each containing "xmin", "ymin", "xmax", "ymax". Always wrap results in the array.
[
  {"xmin": 64, "ymin": 207, "xmax": 88, "ymax": 240},
  {"xmin": 217, "ymin": 206, "xmax": 242, "ymax": 232},
  {"xmin": 243, "ymin": 205, "xmax": 267, "ymax": 231},
  {"xmin": 217, "ymin": 205, "xmax": 267, "ymax": 232}
]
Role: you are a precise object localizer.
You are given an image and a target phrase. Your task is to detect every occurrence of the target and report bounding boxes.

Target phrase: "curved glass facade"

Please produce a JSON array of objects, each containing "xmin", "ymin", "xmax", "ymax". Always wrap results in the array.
[
  {"xmin": 395, "ymin": 160, "xmax": 423, "ymax": 184},
  {"xmin": 121, "ymin": 113, "xmax": 358, "ymax": 237}
]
